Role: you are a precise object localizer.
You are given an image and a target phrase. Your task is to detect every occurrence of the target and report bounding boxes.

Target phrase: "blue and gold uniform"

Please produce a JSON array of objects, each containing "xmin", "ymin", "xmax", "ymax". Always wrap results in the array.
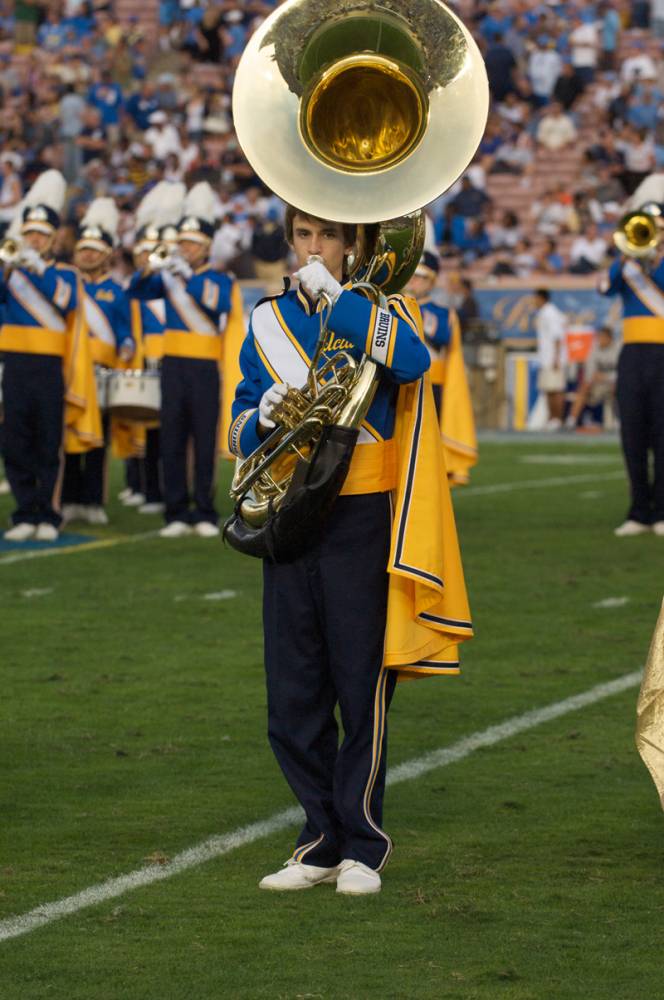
[
  {"xmin": 601, "ymin": 257, "xmax": 664, "ymax": 526},
  {"xmin": 129, "ymin": 263, "xmax": 234, "ymax": 526},
  {"xmin": 231, "ymin": 282, "xmax": 473, "ymax": 874},
  {"xmin": 62, "ymin": 273, "xmax": 133, "ymax": 510},
  {"xmin": 0, "ymin": 259, "xmax": 95, "ymax": 528},
  {"xmin": 125, "ymin": 297, "xmax": 165, "ymax": 505}
]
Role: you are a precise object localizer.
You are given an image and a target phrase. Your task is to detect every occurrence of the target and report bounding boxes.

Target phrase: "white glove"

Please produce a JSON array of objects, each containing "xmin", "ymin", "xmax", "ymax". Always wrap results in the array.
[
  {"xmin": 258, "ymin": 382, "xmax": 289, "ymax": 430},
  {"xmin": 167, "ymin": 255, "xmax": 193, "ymax": 280},
  {"xmin": 294, "ymin": 259, "xmax": 342, "ymax": 304},
  {"xmin": 20, "ymin": 247, "xmax": 47, "ymax": 275},
  {"xmin": 118, "ymin": 339, "xmax": 135, "ymax": 363}
]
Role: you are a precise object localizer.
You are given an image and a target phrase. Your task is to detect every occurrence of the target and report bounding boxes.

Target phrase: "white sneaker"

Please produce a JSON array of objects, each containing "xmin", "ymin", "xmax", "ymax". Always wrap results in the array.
[
  {"xmin": 138, "ymin": 502, "xmax": 165, "ymax": 515},
  {"xmin": 0, "ymin": 478, "xmax": 10, "ymax": 495},
  {"xmin": 193, "ymin": 521, "xmax": 220, "ymax": 538},
  {"xmin": 545, "ymin": 418, "xmax": 562, "ymax": 431},
  {"xmin": 34, "ymin": 523, "xmax": 58, "ymax": 542},
  {"xmin": 614, "ymin": 520, "xmax": 651, "ymax": 537},
  {"xmin": 159, "ymin": 521, "xmax": 192, "ymax": 538},
  {"xmin": 652, "ymin": 521, "xmax": 664, "ymax": 536},
  {"xmin": 85, "ymin": 505, "xmax": 109, "ymax": 526},
  {"xmin": 4, "ymin": 522, "xmax": 36, "ymax": 542},
  {"xmin": 336, "ymin": 859, "xmax": 381, "ymax": 895},
  {"xmin": 259, "ymin": 859, "xmax": 339, "ymax": 891},
  {"xmin": 123, "ymin": 492, "xmax": 146, "ymax": 507},
  {"xmin": 61, "ymin": 504, "xmax": 83, "ymax": 524},
  {"xmin": 117, "ymin": 487, "xmax": 133, "ymax": 502}
]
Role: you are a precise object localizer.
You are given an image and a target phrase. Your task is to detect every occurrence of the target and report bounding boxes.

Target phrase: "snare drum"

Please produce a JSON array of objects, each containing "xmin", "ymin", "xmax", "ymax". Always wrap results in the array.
[{"xmin": 107, "ymin": 369, "xmax": 161, "ymax": 422}]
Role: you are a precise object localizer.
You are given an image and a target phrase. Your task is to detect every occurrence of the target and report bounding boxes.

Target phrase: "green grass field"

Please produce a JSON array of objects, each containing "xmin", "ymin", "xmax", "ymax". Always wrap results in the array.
[{"xmin": 1, "ymin": 436, "xmax": 662, "ymax": 1000}]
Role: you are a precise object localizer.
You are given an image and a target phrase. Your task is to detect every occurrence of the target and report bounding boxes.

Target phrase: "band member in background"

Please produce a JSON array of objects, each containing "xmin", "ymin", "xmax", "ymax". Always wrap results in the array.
[
  {"xmin": 0, "ymin": 170, "xmax": 100, "ymax": 542},
  {"xmin": 405, "ymin": 250, "xmax": 477, "ymax": 485},
  {"xmin": 120, "ymin": 181, "xmax": 184, "ymax": 509},
  {"xmin": 600, "ymin": 249, "xmax": 664, "ymax": 537},
  {"xmin": 230, "ymin": 207, "xmax": 472, "ymax": 895},
  {"xmin": 129, "ymin": 182, "xmax": 237, "ymax": 538},
  {"xmin": 63, "ymin": 198, "xmax": 134, "ymax": 525}
]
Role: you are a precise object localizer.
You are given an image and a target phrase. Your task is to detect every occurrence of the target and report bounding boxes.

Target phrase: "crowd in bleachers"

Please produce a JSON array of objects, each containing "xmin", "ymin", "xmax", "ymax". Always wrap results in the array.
[{"xmin": 1, "ymin": 0, "xmax": 663, "ymax": 282}]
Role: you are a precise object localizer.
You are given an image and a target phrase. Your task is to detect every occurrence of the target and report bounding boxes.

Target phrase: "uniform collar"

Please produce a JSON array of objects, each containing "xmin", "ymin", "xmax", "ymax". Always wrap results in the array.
[{"xmin": 295, "ymin": 279, "xmax": 352, "ymax": 316}]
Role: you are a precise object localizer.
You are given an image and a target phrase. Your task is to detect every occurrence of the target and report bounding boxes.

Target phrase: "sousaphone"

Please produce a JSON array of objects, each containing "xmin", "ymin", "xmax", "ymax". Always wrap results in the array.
[{"xmin": 225, "ymin": 0, "xmax": 489, "ymax": 561}]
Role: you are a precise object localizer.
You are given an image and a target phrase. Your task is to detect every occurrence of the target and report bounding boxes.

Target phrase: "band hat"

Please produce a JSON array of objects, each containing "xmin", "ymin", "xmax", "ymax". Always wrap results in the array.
[
  {"xmin": 178, "ymin": 181, "xmax": 217, "ymax": 244},
  {"xmin": 76, "ymin": 197, "xmax": 119, "ymax": 253},
  {"xmin": 414, "ymin": 249, "xmax": 440, "ymax": 279},
  {"xmin": 160, "ymin": 223, "xmax": 181, "ymax": 245},
  {"xmin": 133, "ymin": 181, "xmax": 186, "ymax": 250},
  {"xmin": 14, "ymin": 169, "xmax": 66, "ymax": 237},
  {"xmin": 133, "ymin": 222, "xmax": 161, "ymax": 255}
]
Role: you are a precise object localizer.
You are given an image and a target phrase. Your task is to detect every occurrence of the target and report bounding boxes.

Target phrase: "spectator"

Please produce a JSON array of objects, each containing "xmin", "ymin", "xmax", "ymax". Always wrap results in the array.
[
  {"xmin": 487, "ymin": 208, "xmax": 523, "ymax": 250},
  {"xmin": 514, "ymin": 237, "xmax": 537, "ymax": 277},
  {"xmin": 59, "ymin": 83, "xmax": 87, "ymax": 182},
  {"xmin": 88, "ymin": 67, "xmax": 124, "ymax": 142},
  {"xmin": 484, "ymin": 32, "xmax": 517, "ymax": 101},
  {"xmin": 530, "ymin": 188, "xmax": 573, "ymax": 237},
  {"xmin": 533, "ymin": 288, "xmax": 568, "ymax": 430},
  {"xmin": 569, "ymin": 222, "xmax": 610, "ymax": 273},
  {"xmin": 568, "ymin": 12, "xmax": 600, "ymax": 88},
  {"xmin": 448, "ymin": 175, "xmax": 491, "ymax": 218},
  {"xmin": 534, "ymin": 237, "xmax": 565, "ymax": 274},
  {"xmin": 599, "ymin": 1, "xmax": 622, "ymax": 70},
  {"xmin": 0, "ymin": 151, "xmax": 22, "ymax": 230},
  {"xmin": 536, "ymin": 100, "xmax": 578, "ymax": 151},
  {"xmin": 621, "ymin": 40, "xmax": 658, "ymax": 82},
  {"xmin": 125, "ymin": 80, "xmax": 159, "ymax": 131},
  {"xmin": 527, "ymin": 36, "xmax": 563, "ymax": 106},
  {"xmin": 144, "ymin": 110, "xmax": 181, "ymax": 161},
  {"xmin": 251, "ymin": 208, "xmax": 288, "ymax": 292},
  {"xmin": 76, "ymin": 106, "xmax": 107, "ymax": 165},
  {"xmin": 457, "ymin": 277, "xmax": 480, "ymax": 334},
  {"xmin": 552, "ymin": 62, "xmax": 585, "ymax": 110},
  {"xmin": 565, "ymin": 326, "xmax": 620, "ymax": 429},
  {"xmin": 618, "ymin": 124, "xmax": 656, "ymax": 193}
]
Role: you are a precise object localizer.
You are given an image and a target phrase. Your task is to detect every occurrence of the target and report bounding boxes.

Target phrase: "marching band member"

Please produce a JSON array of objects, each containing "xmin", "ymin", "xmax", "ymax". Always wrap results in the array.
[
  {"xmin": 121, "ymin": 182, "xmax": 185, "ymax": 513},
  {"xmin": 230, "ymin": 207, "xmax": 472, "ymax": 894},
  {"xmin": 63, "ymin": 198, "xmax": 134, "ymax": 525},
  {"xmin": 600, "ymin": 240, "xmax": 664, "ymax": 537},
  {"xmin": 129, "ymin": 182, "xmax": 237, "ymax": 538},
  {"xmin": 0, "ymin": 170, "xmax": 100, "ymax": 542},
  {"xmin": 405, "ymin": 250, "xmax": 477, "ymax": 485}
]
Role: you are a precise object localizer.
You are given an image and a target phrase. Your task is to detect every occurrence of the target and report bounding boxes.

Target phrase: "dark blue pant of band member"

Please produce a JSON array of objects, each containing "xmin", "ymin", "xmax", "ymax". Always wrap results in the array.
[
  {"xmin": 2, "ymin": 353, "xmax": 64, "ymax": 527},
  {"xmin": 123, "ymin": 430, "xmax": 162, "ymax": 502},
  {"xmin": 62, "ymin": 413, "xmax": 109, "ymax": 506},
  {"xmin": 160, "ymin": 356, "xmax": 219, "ymax": 525},
  {"xmin": 263, "ymin": 492, "xmax": 397, "ymax": 872},
  {"xmin": 616, "ymin": 343, "xmax": 664, "ymax": 524}
]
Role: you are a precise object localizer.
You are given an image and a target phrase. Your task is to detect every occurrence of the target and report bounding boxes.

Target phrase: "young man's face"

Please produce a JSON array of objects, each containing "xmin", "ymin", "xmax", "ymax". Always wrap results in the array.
[
  {"xmin": 290, "ymin": 213, "xmax": 353, "ymax": 282},
  {"xmin": 22, "ymin": 230, "xmax": 53, "ymax": 255},
  {"xmin": 74, "ymin": 246, "xmax": 108, "ymax": 274},
  {"xmin": 178, "ymin": 238, "xmax": 208, "ymax": 268},
  {"xmin": 405, "ymin": 273, "xmax": 434, "ymax": 301}
]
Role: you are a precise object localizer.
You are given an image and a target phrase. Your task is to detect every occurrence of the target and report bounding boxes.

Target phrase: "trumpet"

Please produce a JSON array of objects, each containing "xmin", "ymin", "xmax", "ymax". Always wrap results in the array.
[
  {"xmin": 146, "ymin": 242, "xmax": 172, "ymax": 270},
  {"xmin": 613, "ymin": 209, "xmax": 661, "ymax": 259},
  {"xmin": 0, "ymin": 236, "xmax": 23, "ymax": 267}
]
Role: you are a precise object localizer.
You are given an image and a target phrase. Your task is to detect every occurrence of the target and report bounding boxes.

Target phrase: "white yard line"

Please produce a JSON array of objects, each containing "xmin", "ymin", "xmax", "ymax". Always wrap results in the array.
[
  {"xmin": 0, "ymin": 669, "xmax": 641, "ymax": 944},
  {"xmin": 0, "ymin": 472, "xmax": 626, "ymax": 567},
  {"xmin": 460, "ymin": 470, "xmax": 624, "ymax": 497}
]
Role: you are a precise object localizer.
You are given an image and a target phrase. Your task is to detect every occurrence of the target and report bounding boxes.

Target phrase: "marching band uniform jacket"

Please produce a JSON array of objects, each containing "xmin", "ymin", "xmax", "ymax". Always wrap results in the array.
[
  {"xmin": 420, "ymin": 298, "xmax": 477, "ymax": 486},
  {"xmin": 601, "ymin": 257, "xmax": 664, "ymax": 524},
  {"xmin": 82, "ymin": 273, "xmax": 133, "ymax": 366},
  {"xmin": 231, "ymin": 284, "xmax": 473, "ymax": 677}
]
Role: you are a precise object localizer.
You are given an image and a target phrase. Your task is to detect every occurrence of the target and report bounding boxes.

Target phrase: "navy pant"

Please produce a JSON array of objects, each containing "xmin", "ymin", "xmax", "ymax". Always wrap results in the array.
[
  {"xmin": 263, "ymin": 492, "xmax": 397, "ymax": 872},
  {"xmin": 616, "ymin": 343, "xmax": 664, "ymax": 523},
  {"xmin": 2, "ymin": 353, "xmax": 64, "ymax": 527},
  {"xmin": 123, "ymin": 430, "xmax": 162, "ymax": 502},
  {"xmin": 62, "ymin": 414, "xmax": 109, "ymax": 506},
  {"xmin": 160, "ymin": 356, "xmax": 220, "ymax": 524}
]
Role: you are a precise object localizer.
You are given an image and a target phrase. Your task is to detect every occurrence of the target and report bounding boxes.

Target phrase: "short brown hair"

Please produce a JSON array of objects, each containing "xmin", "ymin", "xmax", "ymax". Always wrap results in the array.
[{"xmin": 284, "ymin": 205, "xmax": 357, "ymax": 249}]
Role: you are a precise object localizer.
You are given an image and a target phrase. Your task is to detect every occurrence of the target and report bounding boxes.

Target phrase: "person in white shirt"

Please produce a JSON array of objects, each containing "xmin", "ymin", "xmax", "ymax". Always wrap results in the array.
[
  {"xmin": 534, "ymin": 288, "xmax": 568, "ymax": 429},
  {"xmin": 569, "ymin": 223, "xmax": 609, "ymax": 272},
  {"xmin": 144, "ymin": 111, "xmax": 182, "ymax": 162},
  {"xmin": 536, "ymin": 101, "xmax": 578, "ymax": 151},
  {"xmin": 569, "ymin": 14, "xmax": 599, "ymax": 85},
  {"xmin": 528, "ymin": 37, "xmax": 563, "ymax": 105},
  {"xmin": 621, "ymin": 42, "xmax": 658, "ymax": 83}
]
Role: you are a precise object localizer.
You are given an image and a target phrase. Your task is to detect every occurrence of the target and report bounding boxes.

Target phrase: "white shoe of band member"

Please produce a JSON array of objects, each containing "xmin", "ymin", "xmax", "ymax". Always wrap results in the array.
[
  {"xmin": 0, "ymin": 478, "xmax": 10, "ymax": 495},
  {"xmin": 259, "ymin": 859, "xmax": 339, "ymax": 891},
  {"xmin": 335, "ymin": 859, "xmax": 382, "ymax": 895},
  {"xmin": 123, "ymin": 492, "xmax": 146, "ymax": 507},
  {"xmin": 652, "ymin": 521, "xmax": 664, "ymax": 537},
  {"xmin": 193, "ymin": 521, "xmax": 220, "ymax": 538},
  {"xmin": 4, "ymin": 522, "xmax": 36, "ymax": 542},
  {"xmin": 614, "ymin": 520, "xmax": 651, "ymax": 537},
  {"xmin": 117, "ymin": 488, "xmax": 133, "ymax": 502},
  {"xmin": 61, "ymin": 504, "xmax": 82, "ymax": 524},
  {"xmin": 34, "ymin": 523, "xmax": 59, "ymax": 542},
  {"xmin": 85, "ymin": 506, "xmax": 109, "ymax": 526},
  {"xmin": 159, "ymin": 521, "xmax": 192, "ymax": 539},
  {"xmin": 138, "ymin": 502, "xmax": 165, "ymax": 515}
]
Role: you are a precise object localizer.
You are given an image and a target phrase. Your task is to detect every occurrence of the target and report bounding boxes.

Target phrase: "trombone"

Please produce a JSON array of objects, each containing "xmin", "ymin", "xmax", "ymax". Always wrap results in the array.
[{"xmin": 613, "ymin": 205, "xmax": 662, "ymax": 259}]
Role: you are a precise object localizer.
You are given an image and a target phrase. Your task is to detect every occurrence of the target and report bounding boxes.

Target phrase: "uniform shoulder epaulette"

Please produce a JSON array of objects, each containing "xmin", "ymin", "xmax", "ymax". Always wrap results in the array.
[{"xmin": 254, "ymin": 276, "xmax": 291, "ymax": 310}]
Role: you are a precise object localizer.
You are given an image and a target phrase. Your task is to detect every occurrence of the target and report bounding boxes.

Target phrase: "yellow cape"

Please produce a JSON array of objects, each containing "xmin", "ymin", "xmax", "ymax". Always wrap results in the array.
[
  {"xmin": 386, "ymin": 370, "xmax": 473, "ymax": 680},
  {"xmin": 219, "ymin": 280, "xmax": 246, "ymax": 459},
  {"xmin": 110, "ymin": 301, "xmax": 147, "ymax": 460},
  {"xmin": 636, "ymin": 597, "xmax": 664, "ymax": 810},
  {"xmin": 63, "ymin": 276, "xmax": 103, "ymax": 454},
  {"xmin": 440, "ymin": 310, "xmax": 477, "ymax": 487}
]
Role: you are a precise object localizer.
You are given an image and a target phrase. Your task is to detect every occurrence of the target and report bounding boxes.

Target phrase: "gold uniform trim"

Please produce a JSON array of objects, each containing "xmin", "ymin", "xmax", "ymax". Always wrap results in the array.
[
  {"xmin": 0, "ymin": 325, "xmax": 66, "ymax": 356},
  {"xmin": 163, "ymin": 330, "xmax": 221, "ymax": 361},
  {"xmin": 623, "ymin": 317, "xmax": 664, "ymax": 344}
]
